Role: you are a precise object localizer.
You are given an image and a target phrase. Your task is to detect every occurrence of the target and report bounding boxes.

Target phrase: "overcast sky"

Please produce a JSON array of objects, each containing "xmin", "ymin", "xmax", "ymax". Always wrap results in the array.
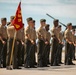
[{"xmin": 0, "ymin": 0, "xmax": 76, "ymax": 31}]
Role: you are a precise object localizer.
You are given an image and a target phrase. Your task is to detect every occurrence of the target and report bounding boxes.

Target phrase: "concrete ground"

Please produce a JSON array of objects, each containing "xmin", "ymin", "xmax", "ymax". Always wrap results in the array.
[
  {"xmin": 0, "ymin": 52, "xmax": 76, "ymax": 75},
  {"xmin": 0, "ymin": 65, "xmax": 76, "ymax": 75}
]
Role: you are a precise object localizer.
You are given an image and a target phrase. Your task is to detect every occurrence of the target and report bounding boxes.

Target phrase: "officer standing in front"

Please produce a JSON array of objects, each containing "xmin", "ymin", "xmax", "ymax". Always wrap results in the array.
[
  {"xmin": 6, "ymin": 16, "xmax": 21, "ymax": 69},
  {"xmin": 0, "ymin": 18, "xmax": 8, "ymax": 68},
  {"xmin": 30, "ymin": 20, "xmax": 37, "ymax": 67},
  {"xmin": 51, "ymin": 19, "xmax": 60, "ymax": 66},
  {"xmin": 24, "ymin": 17, "xmax": 37, "ymax": 68},
  {"xmin": 64, "ymin": 23, "xmax": 75, "ymax": 65},
  {"xmin": 37, "ymin": 19, "xmax": 46, "ymax": 67}
]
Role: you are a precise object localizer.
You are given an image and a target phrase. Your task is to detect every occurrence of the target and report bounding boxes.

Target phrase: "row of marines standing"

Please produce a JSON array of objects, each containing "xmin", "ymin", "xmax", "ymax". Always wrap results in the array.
[{"xmin": 0, "ymin": 16, "xmax": 76, "ymax": 70}]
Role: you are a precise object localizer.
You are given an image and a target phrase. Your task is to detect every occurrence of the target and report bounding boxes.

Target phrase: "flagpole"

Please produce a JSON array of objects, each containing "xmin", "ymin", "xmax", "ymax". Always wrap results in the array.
[{"xmin": 9, "ymin": 29, "xmax": 17, "ymax": 67}]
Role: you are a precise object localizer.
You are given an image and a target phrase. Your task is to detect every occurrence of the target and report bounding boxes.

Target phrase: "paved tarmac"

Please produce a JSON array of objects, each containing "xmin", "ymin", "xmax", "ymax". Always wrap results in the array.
[
  {"xmin": 0, "ymin": 52, "xmax": 76, "ymax": 75},
  {"xmin": 0, "ymin": 65, "xmax": 76, "ymax": 75}
]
